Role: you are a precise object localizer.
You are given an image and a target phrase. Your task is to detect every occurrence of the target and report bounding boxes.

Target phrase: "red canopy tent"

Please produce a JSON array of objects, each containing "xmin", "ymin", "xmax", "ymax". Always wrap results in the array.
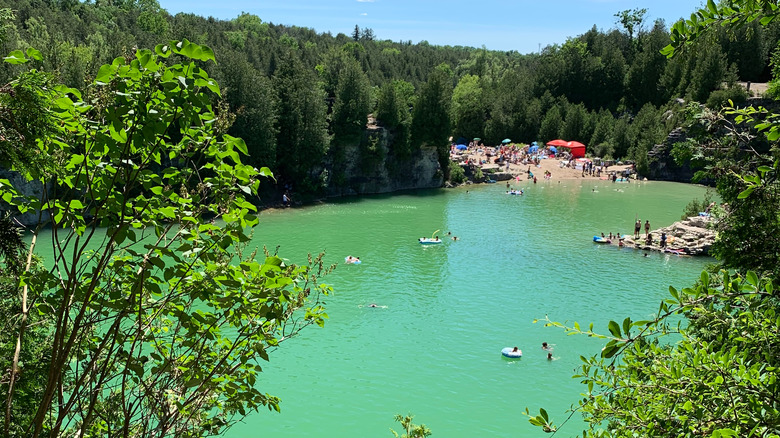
[
  {"xmin": 546, "ymin": 139, "xmax": 569, "ymax": 147},
  {"xmin": 563, "ymin": 141, "xmax": 586, "ymax": 158}
]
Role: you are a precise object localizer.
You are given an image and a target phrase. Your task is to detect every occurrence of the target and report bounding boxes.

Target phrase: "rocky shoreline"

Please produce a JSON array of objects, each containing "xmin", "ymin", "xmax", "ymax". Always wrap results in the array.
[{"xmin": 622, "ymin": 215, "xmax": 716, "ymax": 256}]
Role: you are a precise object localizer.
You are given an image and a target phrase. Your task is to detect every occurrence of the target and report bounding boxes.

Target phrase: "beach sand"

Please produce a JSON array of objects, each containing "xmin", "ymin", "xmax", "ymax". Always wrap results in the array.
[{"xmin": 456, "ymin": 149, "xmax": 632, "ymax": 183}]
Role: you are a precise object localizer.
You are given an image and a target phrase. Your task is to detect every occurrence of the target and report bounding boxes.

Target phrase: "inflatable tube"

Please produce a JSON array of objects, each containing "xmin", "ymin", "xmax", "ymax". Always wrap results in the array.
[
  {"xmin": 345, "ymin": 257, "xmax": 362, "ymax": 264},
  {"xmin": 593, "ymin": 236, "xmax": 611, "ymax": 244},
  {"xmin": 501, "ymin": 347, "xmax": 522, "ymax": 358},
  {"xmin": 419, "ymin": 238, "xmax": 443, "ymax": 245}
]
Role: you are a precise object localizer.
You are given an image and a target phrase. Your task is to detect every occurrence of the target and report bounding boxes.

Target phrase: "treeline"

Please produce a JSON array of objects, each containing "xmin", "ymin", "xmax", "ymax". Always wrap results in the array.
[{"xmin": 1, "ymin": 0, "xmax": 779, "ymax": 190}]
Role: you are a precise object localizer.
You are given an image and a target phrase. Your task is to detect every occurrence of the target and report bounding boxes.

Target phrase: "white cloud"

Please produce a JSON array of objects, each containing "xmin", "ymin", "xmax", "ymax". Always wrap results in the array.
[
  {"xmin": 360, "ymin": 12, "xmax": 368, "ymax": 15},
  {"xmin": 356, "ymin": 0, "xmax": 375, "ymax": 2}
]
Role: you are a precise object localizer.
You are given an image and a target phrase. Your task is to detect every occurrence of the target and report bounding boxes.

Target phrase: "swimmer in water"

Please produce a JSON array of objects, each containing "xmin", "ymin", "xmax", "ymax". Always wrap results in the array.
[
  {"xmin": 547, "ymin": 352, "xmax": 553, "ymax": 360},
  {"xmin": 359, "ymin": 303, "xmax": 387, "ymax": 308},
  {"xmin": 542, "ymin": 342, "xmax": 550, "ymax": 350}
]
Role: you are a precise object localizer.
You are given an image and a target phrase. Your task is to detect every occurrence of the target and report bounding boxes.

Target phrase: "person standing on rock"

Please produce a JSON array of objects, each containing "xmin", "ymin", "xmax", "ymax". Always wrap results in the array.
[
  {"xmin": 634, "ymin": 220, "xmax": 641, "ymax": 239},
  {"xmin": 644, "ymin": 220, "xmax": 650, "ymax": 237}
]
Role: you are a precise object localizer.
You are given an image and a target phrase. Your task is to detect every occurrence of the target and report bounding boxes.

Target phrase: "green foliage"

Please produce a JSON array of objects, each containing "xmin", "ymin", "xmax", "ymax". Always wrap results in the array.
[
  {"xmin": 532, "ymin": 4, "xmax": 780, "ymax": 436},
  {"xmin": 331, "ymin": 58, "xmax": 370, "ymax": 142},
  {"xmin": 534, "ymin": 270, "xmax": 780, "ymax": 437},
  {"xmin": 359, "ymin": 133, "xmax": 383, "ymax": 172},
  {"xmin": 451, "ymin": 74, "xmax": 486, "ymax": 140},
  {"xmin": 705, "ymin": 86, "xmax": 748, "ymax": 109},
  {"xmin": 538, "ymin": 105, "xmax": 562, "ymax": 142},
  {"xmin": 411, "ymin": 67, "xmax": 452, "ymax": 172},
  {"xmin": 0, "ymin": 42, "xmax": 331, "ymax": 437},
  {"xmin": 0, "ymin": 0, "xmax": 778, "ymax": 199},
  {"xmin": 680, "ymin": 189, "xmax": 717, "ymax": 220},
  {"xmin": 447, "ymin": 160, "xmax": 466, "ymax": 184},
  {"xmin": 391, "ymin": 414, "xmax": 432, "ymax": 438},
  {"xmin": 614, "ymin": 8, "xmax": 647, "ymax": 42},
  {"xmin": 273, "ymin": 49, "xmax": 329, "ymax": 191}
]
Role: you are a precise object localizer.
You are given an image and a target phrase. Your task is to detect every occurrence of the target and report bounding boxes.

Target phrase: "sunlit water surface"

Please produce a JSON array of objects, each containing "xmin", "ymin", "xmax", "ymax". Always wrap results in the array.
[
  {"xmin": 27, "ymin": 180, "xmax": 713, "ymax": 437},
  {"xmin": 226, "ymin": 180, "xmax": 713, "ymax": 437}
]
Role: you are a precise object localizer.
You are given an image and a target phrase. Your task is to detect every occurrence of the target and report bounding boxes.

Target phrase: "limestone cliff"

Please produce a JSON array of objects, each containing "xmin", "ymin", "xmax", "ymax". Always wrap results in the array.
[
  {"xmin": 323, "ymin": 118, "xmax": 442, "ymax": 197},
  {"xmin": 0, "ymin": 169, "xmax": 51, "ymax": 227},
  {"xmin": 646, "ymin": 128, "xmax": 698, "ymax": 183}
]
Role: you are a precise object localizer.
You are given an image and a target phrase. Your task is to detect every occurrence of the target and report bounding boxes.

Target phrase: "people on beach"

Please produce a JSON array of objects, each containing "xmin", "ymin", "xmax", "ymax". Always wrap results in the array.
[{"xmin": 282, "ymin": 192, "xmax": 291, "ymax": 207}]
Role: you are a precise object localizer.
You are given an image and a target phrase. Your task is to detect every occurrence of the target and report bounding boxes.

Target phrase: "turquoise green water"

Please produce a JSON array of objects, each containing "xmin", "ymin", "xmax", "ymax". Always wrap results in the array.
[{"xmin": 226, "ymin": 180, "xmax": 713, "ymax": 437}]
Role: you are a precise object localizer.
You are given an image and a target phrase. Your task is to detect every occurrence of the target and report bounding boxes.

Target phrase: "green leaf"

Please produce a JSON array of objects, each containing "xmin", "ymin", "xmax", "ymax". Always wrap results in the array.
[
  {"xmin": 602, "ymin": 343, "xmax": 619, "ymax": 359},
  {"xmin": 26, "ymin": 47, "xmax": 43, "ymax": 61},
  {"xmin": 258, "ymin": 167, "xmax": 275, "ymax": 179},
  {"xmin": 608, "ymin": 320, "xmax": 621, "ymax": 338},
  {"xmin": 3, "ymin": 50, "xmax": 28, "ymax": 64},
  {"xmin": 746, "ymin": 271, "xmax": 758, "ymax": 287},
  {"xmin": 706, "ymin": 0, "xmax": 717, "ymax": 14},
  {"xmin": 154, "ymin": 44, "xmax": 171, "ymax": 57},
  {"xmin": 95, "ymin": 64, "xmax": 115, "ymax": 83}
]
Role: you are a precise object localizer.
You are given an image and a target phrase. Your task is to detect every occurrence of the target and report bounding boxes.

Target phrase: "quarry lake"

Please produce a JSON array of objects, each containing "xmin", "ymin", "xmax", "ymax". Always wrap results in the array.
[{"xmin": 230, "ymin": 180, "xmax": 713, "ymax": 437}]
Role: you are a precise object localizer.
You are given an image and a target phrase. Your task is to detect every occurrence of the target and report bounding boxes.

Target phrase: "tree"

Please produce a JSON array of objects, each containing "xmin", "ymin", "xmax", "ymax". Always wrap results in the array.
[
  {"xmin": 538, "ymin": 105, "xmax": 563, "ymax": 142},
  {"xmin": 273, "ymin": 49, "xmax": 330, "ymax": 191},
  {"xmin": 220, "ymin": 53, "xmax": 278, "ymax": 169},
  {"xmin": 451, "ymin": 74, "xmax": 486, "ymax": 141},
  {"xmin": 528, "ymin": 2, "xmax": 780, "ymax": 435},
  {"xmin": 411, "ymin": 66, "xmax": 452, "ymax": 173},
  {"xmin": 376, "ymin": 80, "xmax": 414, "ymax": 157},
  {"xmin": 531, "ymin": 270, "xmax": 780, "ymax": 437},
  {"xmin": 331, "ymin": 57, "xmax": 370, "ymax": 142},
  {"xmin": 614, "ymin": 8, "xmax": 647, "ymax": 44},
  {"xmin": 562, "ymin": 103, "xmax": 587, "ymax": 143},
  {"xmin": 0, "ymin": 42, "xmax": 331, "ymax": 437}
]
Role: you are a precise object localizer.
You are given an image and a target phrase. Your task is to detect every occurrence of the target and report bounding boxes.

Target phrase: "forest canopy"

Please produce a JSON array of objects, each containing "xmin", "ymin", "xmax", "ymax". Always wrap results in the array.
[{"xmin": 0, "ymin": 0, "xmax": 776, "ymax": 192}]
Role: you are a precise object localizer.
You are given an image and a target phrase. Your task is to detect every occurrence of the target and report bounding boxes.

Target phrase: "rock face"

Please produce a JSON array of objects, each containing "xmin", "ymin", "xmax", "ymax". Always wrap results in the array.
[
  {"xmin": 0, "ymin": 169, "xmax": 51, "ymax": 227},
  {"xmin": 324, "ymin": 122, "xmax": 442, "ymax": 197},
  {"xmin": 624, "ymin": 215, "xmax": 716, "ymax": 256},
  {"xmin": 646, "ymin": 128, "xmax": 698, "ymax": 183}
]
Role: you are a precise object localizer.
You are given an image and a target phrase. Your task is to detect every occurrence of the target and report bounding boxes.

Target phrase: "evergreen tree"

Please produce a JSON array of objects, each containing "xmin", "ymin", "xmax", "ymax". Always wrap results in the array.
[
  {"xmin": 411, "ymin": 66, "xmax": 452, "ymax": 173},
  {"xmin": 538, "ymin": 105, "xmax": 563, "ymax": 142},
  {"xmin": 273, "ymin": 50, "xmax": 330, "ymax": 191},
  {"xmin": 331, "ymin": 58, "xmax": 370, "ymax": 142}
]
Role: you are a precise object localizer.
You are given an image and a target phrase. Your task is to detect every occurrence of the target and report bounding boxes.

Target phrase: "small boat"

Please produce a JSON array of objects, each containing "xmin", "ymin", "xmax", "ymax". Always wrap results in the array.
[
  {"xmin": 419, "ymin": 238, "xmax": 443, "ymax": 245},
  {"xmin": 593, "ymin": 236, "xmax": 611, "ymax": 244}
]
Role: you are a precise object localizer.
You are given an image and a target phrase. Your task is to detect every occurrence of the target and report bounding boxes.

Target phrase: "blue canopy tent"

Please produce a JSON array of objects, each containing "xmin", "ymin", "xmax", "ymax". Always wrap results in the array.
[
  {"xmin": 528, "ymin": 145, "xmax": 539, "ymax": 153},
  {"xmin": 548, "ymin": 146, "xmax": 558, "ymax": 154},
  {"xmin": 455, "ymin": 144, "xmax": 468, "ymax": 150}
]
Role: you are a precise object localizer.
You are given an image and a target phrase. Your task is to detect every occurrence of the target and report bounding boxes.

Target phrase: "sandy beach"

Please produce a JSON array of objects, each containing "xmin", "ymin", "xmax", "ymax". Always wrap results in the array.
[{"xmin": 454, "ymin": 147, "xmax": 633, "ymax": 183}]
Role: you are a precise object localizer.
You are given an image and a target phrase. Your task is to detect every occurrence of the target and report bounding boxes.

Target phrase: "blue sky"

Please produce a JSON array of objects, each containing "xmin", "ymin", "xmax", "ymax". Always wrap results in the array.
[{"xmin": 157, "ymin": 0, "xmax": 704, "ymax": 54}]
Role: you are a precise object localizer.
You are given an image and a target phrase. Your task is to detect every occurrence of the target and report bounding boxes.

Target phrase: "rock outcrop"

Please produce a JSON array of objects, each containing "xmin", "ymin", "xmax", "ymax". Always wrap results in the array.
[
  {"xmin": 646, "ymin": 128, "xmax": 699, "ymax": 183},
  {"xmin": 323, "ymin": 120, "xmax": 442, "ymax": 197},
  {"xmin": 0, "ymin": 169, "xmax": 51, "ymax": 227},
  {"xmin": 624, "ymin": 215, "xmax": 716, "ymax": 256}
]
